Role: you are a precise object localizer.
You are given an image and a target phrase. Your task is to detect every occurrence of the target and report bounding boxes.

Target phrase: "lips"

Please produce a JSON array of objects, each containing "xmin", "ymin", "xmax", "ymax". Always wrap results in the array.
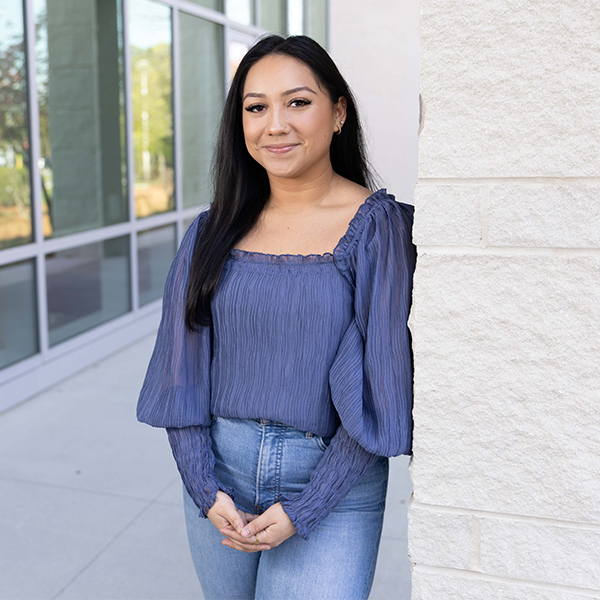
[{"xmin": 263, "ymin": 143, "xmax": 299, "ymax": 154}]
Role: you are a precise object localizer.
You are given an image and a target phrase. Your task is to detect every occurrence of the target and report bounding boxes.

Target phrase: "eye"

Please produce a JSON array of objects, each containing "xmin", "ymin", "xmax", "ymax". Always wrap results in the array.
[
  {"xmin": 245, "ymin": 103, "xmax": 266, "ymax": 113},
  {"xmin": 289, "ymin": 98, "xmax": 311, "ymax": 108}
]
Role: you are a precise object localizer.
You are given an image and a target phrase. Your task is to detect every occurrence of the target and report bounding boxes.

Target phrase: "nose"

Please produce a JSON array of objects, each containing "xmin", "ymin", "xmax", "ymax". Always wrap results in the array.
[{"xmin": 266, "ymin": 106, "xmax": 288, "ymax": 135}]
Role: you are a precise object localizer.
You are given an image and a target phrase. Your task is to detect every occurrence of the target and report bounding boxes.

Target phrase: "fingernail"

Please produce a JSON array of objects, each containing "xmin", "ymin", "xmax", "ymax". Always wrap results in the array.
[{"xmin": 241, "ymin": 528, "xmax": 250, "ymax": 537}]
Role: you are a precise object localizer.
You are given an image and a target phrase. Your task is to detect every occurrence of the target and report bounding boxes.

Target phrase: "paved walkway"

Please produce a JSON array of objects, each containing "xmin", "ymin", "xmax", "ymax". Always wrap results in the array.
[{"xmin": 0, "ymin": 334, "xmax": 412, "ymax": 600}]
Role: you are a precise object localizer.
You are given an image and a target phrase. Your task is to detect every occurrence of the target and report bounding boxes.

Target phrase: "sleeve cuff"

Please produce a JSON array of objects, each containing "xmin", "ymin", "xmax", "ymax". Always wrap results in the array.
[
  {"xmin": 274, "ymin": 428, "xmax": 380, "ymax": 541},
  {"xmin": 166, "ymin": 425, "xmax": 235, "ymax": 519}
]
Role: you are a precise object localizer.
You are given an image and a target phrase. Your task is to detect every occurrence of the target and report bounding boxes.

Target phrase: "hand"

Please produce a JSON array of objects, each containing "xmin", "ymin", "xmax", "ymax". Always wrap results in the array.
[
  {"xmin": 206, "ymin": 491, "xmax": 270, "ymax": 551},
  {"xmin": 220, "ymin": 502, "xmax": 296, "ymax": 553}
]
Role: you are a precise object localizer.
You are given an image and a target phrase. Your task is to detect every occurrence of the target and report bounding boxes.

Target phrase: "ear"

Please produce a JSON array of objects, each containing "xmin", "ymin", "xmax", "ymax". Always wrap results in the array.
[{"xmin": 334, "ymin": 95, "xmax": 347, "ymax": 124}]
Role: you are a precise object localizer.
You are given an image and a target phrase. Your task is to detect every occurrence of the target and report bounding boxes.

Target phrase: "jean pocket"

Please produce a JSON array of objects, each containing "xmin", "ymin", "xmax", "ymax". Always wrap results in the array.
[{"xmin": 314, "ymin": 434, "xmax": 333, "ymax": 452}]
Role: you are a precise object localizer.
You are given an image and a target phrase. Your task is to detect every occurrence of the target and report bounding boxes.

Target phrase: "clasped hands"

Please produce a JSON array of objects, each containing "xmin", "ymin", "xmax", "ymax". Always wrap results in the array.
[{"xmin": 206, "ymin": 490, "xmax": 296, "ymax": 552}]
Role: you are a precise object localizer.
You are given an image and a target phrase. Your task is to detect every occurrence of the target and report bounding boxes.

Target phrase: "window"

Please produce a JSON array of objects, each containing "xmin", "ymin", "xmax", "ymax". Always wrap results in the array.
[
  {"xmin": 33, "ymin": 0, "xmax": 129, "ymax": 238},
  {"xmin": 0, "ymin": 0, "xmax": 329, "ymax": 404},
  {"xmin": 129, "ymin": 0, "xmax": 174, "ymax": 218},
  {"xmin": 180, "ymin": 13, "xmax": 224, "ymax": 208},
  {"xmin": 46, "ymin": 237, "xmax": 130, "ymax": 346},
  {"xmin": 0, "ymin": 1, "xmax": 32, "ymax": 250},
  {"xmin": 0, "ymin": 260, "xmax": 38, "ymax": 369}
]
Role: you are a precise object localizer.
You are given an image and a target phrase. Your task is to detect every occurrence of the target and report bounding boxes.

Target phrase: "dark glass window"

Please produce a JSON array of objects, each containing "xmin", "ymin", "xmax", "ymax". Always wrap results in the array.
[
  {"xmin": 46, "ymin": 237, "xmax": 130, "ymax": 346},
  {"xmin": 138, "ymin": 225, "xmax": 176, "ymax": 306},
  {"xmin": 0, "ymin": 260, "xmax": 38, "ymax": 368},
  {"xmin": 180, "ymin": 13, "xmax": 224, "ymax": 208}
]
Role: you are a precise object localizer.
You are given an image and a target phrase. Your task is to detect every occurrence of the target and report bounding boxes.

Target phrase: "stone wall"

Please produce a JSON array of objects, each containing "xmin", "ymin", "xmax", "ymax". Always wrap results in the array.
[{"xmin": 407, "ymin": 0, "xmax": 600, "ymax": 597}]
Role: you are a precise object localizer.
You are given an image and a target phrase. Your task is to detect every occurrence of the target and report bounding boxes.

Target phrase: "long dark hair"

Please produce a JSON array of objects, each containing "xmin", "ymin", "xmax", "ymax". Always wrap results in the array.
[{"xmin": 185, "ymin": 34, "xmax": 375, "ymax": 330}]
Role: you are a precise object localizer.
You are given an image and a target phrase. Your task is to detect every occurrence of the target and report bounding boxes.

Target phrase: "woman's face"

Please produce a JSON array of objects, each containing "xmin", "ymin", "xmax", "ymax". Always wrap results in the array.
[{"xmin": 241, "ymin": 54, "xmax": 346, "ymax": 182}]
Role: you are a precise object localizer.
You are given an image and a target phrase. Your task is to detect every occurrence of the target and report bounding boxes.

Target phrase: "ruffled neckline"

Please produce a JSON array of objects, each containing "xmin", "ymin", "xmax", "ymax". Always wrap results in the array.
[{"xmin": 229, "ymin": 188, "xmax": 391, "ymax": 265}]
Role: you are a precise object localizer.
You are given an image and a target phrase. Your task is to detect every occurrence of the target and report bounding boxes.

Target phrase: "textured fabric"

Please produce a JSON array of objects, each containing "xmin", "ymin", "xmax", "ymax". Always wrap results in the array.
[
  {"xmin": 137, "ymin": 188, "xmax": 416, "ymax": 538},
  {"xmin": 166, "ymin": 426, "xmax": 235, "ymax": 517}
]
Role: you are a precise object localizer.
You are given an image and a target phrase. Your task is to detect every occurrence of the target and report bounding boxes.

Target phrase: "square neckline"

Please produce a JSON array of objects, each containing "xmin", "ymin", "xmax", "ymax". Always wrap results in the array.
[{"xmin": 229, "ymin": 188, "xmax": 387, "ymax": 264}]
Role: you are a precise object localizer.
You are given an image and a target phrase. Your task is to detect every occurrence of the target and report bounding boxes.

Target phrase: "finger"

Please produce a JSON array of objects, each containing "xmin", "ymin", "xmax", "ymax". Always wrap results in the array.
[
  {"xmin": 229, "ymin": 512, "xmax": 246, "ymax": 534},
  {"xmin": 240, "ymin": 513, "xmax": 274, "ymax": 539},
  {"xmin": 220, "ymin": 521, "xmax": 271, "ymax": 546},
  {"xmin": 221, "ymin": 537, "xmax": 270, "ymax": 552},
  {"xmin": 220, "ymin": 506, "xmax": 245, "ymax": 534},
  {"xmin": 244, "ymin": 512, "xmax": 260, "ymax": 522},
  {"xmin": 223, "ymin": 537, "xmax": 270, "ymax": 552},
  {"xmin": 226, "ymin": 525, "xmax": 275, "ymax": 547},
  {"xmin": 219, "ymin": 523, "xmax": 237, "ymax": 536},
  {"xmin": 219, "ymin": 523, "xmax": 266, "ymax": 542}
]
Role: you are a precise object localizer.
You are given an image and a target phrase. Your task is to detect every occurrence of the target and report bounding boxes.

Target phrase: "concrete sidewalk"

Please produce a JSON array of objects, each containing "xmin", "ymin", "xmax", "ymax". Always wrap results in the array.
[{"xmin": 0, "ymin": 334, "xmax": 412, "ymax": 600}]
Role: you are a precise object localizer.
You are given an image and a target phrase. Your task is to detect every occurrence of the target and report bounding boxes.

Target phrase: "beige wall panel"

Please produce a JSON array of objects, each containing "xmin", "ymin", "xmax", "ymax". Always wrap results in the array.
[
  {"xmin": 418, "ymin": 0, "xmax": 600, "ymax": 178},
  {"xmin": 480, "ymin": 519, "xmax": 600, "ymax": 589},
  {"xmin": 413, "ymin": 185, "xmax": 484, "ymax": 245},
  {"xmin": 409, "ymin": 253, "xmax": 600, "ymax": 523},
  {"xmin": 407, "ymin": 506, "xmax": 476, "ymax": 569},
  {"xmin": 412, "ymin": 569, "xmax": 595, "ymax": 600},
  {"xmin": 488, "ymin": 185, "xmax": 600, "ymax": 248}
]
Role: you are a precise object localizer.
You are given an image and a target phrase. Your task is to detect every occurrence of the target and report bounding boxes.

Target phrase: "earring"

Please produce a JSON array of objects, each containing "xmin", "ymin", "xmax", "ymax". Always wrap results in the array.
[{"xmin": 336, "ymin": 121, "xmax": 344, "ymax": 135}]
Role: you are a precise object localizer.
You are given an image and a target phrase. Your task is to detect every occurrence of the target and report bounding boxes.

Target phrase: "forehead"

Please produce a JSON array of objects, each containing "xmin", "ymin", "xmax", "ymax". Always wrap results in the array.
[{"xmin": 243, "ymin": 54, "xmax": 322, "ymax": 96}]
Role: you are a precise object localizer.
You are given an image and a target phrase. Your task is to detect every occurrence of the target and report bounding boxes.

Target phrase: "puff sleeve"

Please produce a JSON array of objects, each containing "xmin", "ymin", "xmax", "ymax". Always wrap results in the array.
[
  {"xmin": 276, "ymin": 197, "xmax": 416, "ymax": 540},
  {"xmin": 136, "ymin": 209, "xmax": 212, "ymax": 428},
  {"xmin": 137, "ymin": 210, "xmax": 234, "ymax": 517},
  {"xmin": 329, "ymin": 197, "xmax": 416, "ymax": 457}
]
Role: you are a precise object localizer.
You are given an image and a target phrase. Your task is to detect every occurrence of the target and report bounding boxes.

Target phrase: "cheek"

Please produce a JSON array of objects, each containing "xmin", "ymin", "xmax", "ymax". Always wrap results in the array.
[
  {"xmin": 242, "ymin": 117, "xmax": 259, "ymax": 146},
  {"xmin": 297, "ymin": 113, "xmax": 333, "ymax": 144}
]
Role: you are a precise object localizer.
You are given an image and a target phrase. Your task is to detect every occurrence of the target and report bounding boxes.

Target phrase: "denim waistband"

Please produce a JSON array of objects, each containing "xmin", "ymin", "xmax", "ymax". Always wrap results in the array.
[{"xmin": 216, "ymin": 415, "xmax": 332, "ymax": 442}]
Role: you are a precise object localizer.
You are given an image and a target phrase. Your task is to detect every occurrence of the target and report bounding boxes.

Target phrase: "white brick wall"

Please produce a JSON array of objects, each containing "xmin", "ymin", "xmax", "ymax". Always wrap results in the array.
[{"xmin": 408, "ymin": 0, "xmax": 600, "ymax": 597}]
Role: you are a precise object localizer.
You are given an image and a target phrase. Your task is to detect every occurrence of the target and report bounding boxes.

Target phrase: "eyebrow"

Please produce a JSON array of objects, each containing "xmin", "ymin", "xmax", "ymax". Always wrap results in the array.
[{"xmin": 242, "ymin": 86, "xmax": 318, "ymax": 102}]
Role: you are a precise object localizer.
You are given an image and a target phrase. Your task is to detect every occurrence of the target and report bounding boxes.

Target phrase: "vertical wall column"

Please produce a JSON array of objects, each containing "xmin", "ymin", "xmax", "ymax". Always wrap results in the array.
[{"xmin": 408, "ymin": 0, "xmax": 600, "ymax": 597}]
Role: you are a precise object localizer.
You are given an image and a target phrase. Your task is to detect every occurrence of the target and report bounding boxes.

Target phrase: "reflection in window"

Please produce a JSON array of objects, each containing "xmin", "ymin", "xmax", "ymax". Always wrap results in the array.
[
  {"xmin": 229, "ymin": 41, "xmax": 249, "ymax": 82},
  {"xmin": 310, "ymin": 0, "xmax": 328, "ymax": 47},
  {"xmin": 226, "ymin": 0, "xmax": 253, "ymax": 26},
  {"xmin": 180, "ymin": 13, "xmax": 224, "ymax": 208},
  {"xmin": 0, "ymin": 1, "xmax": 32, "ymax": 250},
  {"xmin": 260, "ymin": 0, "xmax": 286, "ymax": 35},
  {"xmin": 138, "ymin": 225, "xmax": 176, "ymax": 306},
  {"xmin": 129, "ymin": 0, "xmax": 174, "ymax": 218},
  {"xmin": 0, "ymin": 260, "xmax": 38, "ymax": 369},
  {"xmin": 46, "ymin": 237, "xmax": 130, "ymax": 346},
  {"xmin": 33, "ymin": 0, "xmax": 128, "ymax": 239},
  {"xmin": 287, "ymin": 0, "xmax": 304, "ymax": 35}
]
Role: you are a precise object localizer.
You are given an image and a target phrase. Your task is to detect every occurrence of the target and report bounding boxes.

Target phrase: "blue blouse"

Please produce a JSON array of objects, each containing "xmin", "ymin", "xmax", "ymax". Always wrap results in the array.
[{"xmin": 137, "ymin": 188, "xmax": 416, "ymax": 540}]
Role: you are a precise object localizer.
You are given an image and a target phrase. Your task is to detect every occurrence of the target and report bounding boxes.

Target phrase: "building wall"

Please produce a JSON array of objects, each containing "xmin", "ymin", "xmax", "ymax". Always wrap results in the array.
[
  {"xmin": 329, "ymin": 0, "xmax": 420, "ymax": 204},
  {"xmin": 408, "ymin": 0, "xmax": 600, "ymax": 597}
]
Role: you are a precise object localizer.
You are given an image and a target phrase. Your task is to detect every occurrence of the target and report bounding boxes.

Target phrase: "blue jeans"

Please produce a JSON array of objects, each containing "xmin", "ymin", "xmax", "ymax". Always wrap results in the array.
[{"xmin": 183, "ymin": 416, "xmax": 389, "ymax": 600}]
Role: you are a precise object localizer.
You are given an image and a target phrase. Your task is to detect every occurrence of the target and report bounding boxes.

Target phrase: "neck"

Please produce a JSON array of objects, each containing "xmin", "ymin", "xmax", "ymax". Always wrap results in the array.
[{"xmin": 266, "ymin": 166, "xmax": 339, "ymax": 212}]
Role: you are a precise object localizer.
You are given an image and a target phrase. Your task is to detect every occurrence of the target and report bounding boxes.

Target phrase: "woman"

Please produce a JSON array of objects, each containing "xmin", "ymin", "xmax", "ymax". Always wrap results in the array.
[{"xmin": 137, "ymin": 34, "xmax": 416, "ymax": 599}]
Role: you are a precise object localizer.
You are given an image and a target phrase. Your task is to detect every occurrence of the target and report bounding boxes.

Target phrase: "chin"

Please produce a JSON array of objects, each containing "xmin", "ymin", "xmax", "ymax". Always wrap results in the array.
[{"xmin": 262, "ymin": 163, "xmax": 302, "ymax": 179}]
